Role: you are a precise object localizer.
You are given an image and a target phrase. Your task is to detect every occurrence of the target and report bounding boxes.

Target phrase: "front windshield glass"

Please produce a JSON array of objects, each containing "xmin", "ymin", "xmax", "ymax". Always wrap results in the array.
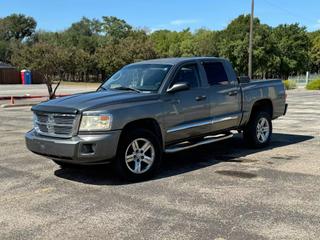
[{"xmin": 100, "ymin": 64, "xmax": 172, "ymax": 92}]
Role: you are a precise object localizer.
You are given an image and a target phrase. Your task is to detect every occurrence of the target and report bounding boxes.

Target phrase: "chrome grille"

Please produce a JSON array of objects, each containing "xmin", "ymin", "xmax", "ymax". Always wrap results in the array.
[{"xmin": 34, "ymin": 112, "xmax": 78, "ymax": 138}]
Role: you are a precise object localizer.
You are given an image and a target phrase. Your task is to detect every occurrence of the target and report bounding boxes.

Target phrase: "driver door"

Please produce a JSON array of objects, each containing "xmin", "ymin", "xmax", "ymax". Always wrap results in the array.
[{"xmin": 163, "ymin": 63, "xmax": 211, "ymax": 143}]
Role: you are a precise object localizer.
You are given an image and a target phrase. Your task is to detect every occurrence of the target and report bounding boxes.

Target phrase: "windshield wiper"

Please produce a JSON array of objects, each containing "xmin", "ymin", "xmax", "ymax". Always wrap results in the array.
[
  {"xmin": 112, "ymin": 86, "xmax": 141, "ymax": 93},
  {"xmin": 99, "ymin": 86, "xmax": 107, "ymax": 91}
]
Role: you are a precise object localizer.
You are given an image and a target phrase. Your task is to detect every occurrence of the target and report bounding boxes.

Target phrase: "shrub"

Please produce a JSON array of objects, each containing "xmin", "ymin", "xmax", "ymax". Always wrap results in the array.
[
  {"xmin": 283, "ymin": 80, "xmax": 297, "ymax": 90},
  {"xmin": 306, "ymin": 79, "xmax": 320, "ymax": 90}
]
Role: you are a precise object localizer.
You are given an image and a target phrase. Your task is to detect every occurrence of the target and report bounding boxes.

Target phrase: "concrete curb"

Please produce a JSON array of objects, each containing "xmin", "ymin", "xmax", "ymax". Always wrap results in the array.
[
  {"xmin": 1, "ymin": 103, "xmax": 37, "ymax": 108},
  {"xmin": 0, "ymin": 94, "xmax": 69, "ymax": 100}
]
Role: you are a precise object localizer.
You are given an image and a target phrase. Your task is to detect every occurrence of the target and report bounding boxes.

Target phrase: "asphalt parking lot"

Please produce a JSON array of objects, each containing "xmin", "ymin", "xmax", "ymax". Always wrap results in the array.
[{"xmin": 0, "ymin": 89, "xmax": 319, "ymax": 240}]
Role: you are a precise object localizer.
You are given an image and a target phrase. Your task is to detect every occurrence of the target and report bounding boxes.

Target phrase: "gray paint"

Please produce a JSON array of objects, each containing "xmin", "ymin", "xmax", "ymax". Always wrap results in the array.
[{"xmin": 26, "ymin": 57, "xmax": 286, "ymax": 164}]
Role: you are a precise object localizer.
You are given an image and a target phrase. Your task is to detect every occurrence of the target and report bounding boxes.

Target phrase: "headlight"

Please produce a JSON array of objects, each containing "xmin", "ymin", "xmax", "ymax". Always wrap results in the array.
[
  {"xmin": 32, "ymin": 113, "xmax": 39, "ymax": 130},
  {"xmin": 79, "ymin": 112, "xmax": 112, "ymax": 131}
]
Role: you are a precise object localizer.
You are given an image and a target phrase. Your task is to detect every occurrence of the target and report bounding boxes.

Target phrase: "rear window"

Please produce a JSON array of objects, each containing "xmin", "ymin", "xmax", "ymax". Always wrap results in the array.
[{"xmin": 202, "ymin": 62, "xmax": 229, "ymax": 85}]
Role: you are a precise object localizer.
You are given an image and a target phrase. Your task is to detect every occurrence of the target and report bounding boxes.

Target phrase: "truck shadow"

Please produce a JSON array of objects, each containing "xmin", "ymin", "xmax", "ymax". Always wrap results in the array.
[{"xmin": 54, "ymin": 133, "xmax": 313, "ymax": 185}]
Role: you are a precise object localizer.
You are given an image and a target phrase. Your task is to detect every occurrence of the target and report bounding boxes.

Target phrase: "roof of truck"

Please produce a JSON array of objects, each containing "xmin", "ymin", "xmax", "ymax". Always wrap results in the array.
[{"xmin": 131, "ymin": 57, "xmax": 224, "ymax": 65}]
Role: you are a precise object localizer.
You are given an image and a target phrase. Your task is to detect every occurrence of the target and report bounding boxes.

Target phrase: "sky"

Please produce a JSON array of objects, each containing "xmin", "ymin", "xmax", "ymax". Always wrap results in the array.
[{"xmin": 0, "ymin": 0, "xmax": 319, "ymax": 32}]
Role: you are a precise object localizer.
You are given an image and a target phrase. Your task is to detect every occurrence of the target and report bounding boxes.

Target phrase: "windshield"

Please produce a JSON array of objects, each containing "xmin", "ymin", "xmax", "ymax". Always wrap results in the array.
[{"xmin": 100, "ymin": 64, "xmax": 172, "ymax": 92}]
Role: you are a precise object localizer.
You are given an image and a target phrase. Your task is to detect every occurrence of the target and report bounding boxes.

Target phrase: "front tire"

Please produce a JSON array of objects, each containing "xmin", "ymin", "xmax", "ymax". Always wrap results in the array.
[
  {"xmin": 243, "ymin": 111, "xmax": 272, "ymax": 148},
  {"xmin": 115, "ymin": 128, "xmax": 162, "ymax": 181}
]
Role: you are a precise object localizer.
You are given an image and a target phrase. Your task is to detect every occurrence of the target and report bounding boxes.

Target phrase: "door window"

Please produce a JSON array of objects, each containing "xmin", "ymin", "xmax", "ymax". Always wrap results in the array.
[
  {"xmin": 202, "ymin": 62, "xmax": 229, "ymax": 85},
  {"xmin": 171, "ymin": 64, "xmax": 200, "ymax": 88}
]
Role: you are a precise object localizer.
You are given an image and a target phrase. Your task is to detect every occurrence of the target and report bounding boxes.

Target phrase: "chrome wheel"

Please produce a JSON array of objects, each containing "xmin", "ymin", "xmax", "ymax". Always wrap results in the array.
[
  {"xmin": 125, "ymin": 138, "xmax": 155, "ymax": 174},
  {"xmin": 256, "ymin": 117, "xmax": 270, "ymax": 143}
]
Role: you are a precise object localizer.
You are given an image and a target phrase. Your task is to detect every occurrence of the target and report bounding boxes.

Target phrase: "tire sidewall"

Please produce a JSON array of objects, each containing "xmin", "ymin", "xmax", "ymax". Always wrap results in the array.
[
  {"xmin": 244, "ymin": 112, "xmax": 272, "ymax": 148},
  {"xmin": 115, "ymin": 129, "xmax": 162, "ymax": 181}
]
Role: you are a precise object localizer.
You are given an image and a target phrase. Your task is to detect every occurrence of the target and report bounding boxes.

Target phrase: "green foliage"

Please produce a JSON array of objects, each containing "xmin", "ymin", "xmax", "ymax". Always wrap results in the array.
[
  {"xmin": 193, "ymin": 29, "xmax": 219, "ymax": 56},
  {"xmin": 1, "ymin": 13, "xmax": 319, "ymax": 84},
  {"xmin": 310, "ymin": 36, "xmax": 320, "ymax": 73},
  {"xmin": 150, "ymin": 29, "xmax": 194, "ymax": 57},
  {"xmin": 306, "ymin": 79, "xmax": 320, "ymax": 90},
  {"xmin": 283, "ymin": 80, "xmax": 297, "ymax": 90},
  {"xmin": 96, "ymin": 30, "xmax": 156, "ymax": 77},
  {"xmin": 0, "ymin": 14, "xmax": 36, "ymax": 41},
  {"xmin": 102, "ymin": 16, "xmax": 132, "ymax": 40},
  {"xmin": 272, "ymin": 24, "xmax": 310, "ymax": 79},
  {"xmin": 11, "ymin": 42, "xmax": 69, "ymax": 98}
]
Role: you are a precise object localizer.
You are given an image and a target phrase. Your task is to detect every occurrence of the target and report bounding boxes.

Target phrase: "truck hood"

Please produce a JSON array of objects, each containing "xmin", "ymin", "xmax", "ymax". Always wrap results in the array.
[{"xmin": 32, "ymin": 90, "xmax": 160, "ymax": 114}]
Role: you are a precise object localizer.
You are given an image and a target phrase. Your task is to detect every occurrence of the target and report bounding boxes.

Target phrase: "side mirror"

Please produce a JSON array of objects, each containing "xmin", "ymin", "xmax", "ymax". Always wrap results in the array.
[
  {"xmin": 167, "ymin": 82, "xmax": 190, "ymax": 93},
  {"xmin": 238, "ymin": 76, "xmax": 250, "ymax": 83}
]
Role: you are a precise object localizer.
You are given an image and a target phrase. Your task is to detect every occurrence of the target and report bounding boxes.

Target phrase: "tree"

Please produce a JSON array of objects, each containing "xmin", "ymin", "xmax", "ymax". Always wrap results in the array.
[
  {"xmin": 193, "ymin": 29, "xmax": 220, "ymax": 56},
  {"xmin": 0, "ymin": 14, "xmax": 36, "ymax": 41},
  {"xmin": 310, "ymin": 36, "xmax": 320, "ymax": 73},
  {"xmin": 2, "ymin": 13, "xmax": 316, "ymax": 84},
  {"xmin": 96, "ymin": 30, "xmax": 156, "ymax": 78},
  {"xmin": 150, "ymin": 28, "xmax": 195, "ymax": 57},
  {"xmin": 11, "ymin": 43, "xmax": 66, "ymax": 99},
  {"xmin": 219, "ymin": 15, "xmax": 262, "ymax": 76},
  {"xmin": 272, "ymin": 24, "xmax": 310, "ymax": 78},
  {"xmin": 102, "ymin": 16, "xmax": 132, "ymax": 40},
  {"xmin": 252, "ymin": 24, "xmax": 280, "ymax": 78}
]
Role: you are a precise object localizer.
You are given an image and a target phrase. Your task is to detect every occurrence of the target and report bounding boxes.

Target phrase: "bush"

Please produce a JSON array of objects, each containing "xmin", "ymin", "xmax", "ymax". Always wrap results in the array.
[
  {"xmin": 283, "ymin": 80, "xmax": 297, "ymax": 90},
  {"xmin": 306, "ymin": 79, "xmax": 320, "ymax": 90}
]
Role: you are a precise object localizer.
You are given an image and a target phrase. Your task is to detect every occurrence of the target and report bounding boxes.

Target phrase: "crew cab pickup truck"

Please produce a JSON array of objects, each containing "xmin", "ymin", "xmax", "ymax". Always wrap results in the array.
[{"xmin": 26, "ymin": 57, "xmax": 287, "ymax": 181}]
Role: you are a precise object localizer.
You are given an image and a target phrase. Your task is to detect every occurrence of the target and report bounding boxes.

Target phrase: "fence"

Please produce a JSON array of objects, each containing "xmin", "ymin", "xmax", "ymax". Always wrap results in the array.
[
  {"xmin": 288, "ymin": 73, "xmax": 320, "ymax": 86},
  {"xmin": 0, "ymin": 68, "xmax": 43, "ymax": 84}
]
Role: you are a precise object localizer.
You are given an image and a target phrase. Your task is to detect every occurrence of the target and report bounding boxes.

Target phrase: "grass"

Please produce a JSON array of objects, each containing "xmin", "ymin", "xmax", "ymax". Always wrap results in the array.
[
  {"xmin": 283, "ymin": 80, "xmax": 297, "ymax": 90},
  {"xmin": 306, "ymin": 79, "xmax": 320, "ymax": 90}
]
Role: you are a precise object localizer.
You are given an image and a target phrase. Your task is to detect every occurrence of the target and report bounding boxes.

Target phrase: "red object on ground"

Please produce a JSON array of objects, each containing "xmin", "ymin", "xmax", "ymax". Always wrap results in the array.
[{"xmin": 21, "ymin": 71, "xmax": 25, "ymax": 84}]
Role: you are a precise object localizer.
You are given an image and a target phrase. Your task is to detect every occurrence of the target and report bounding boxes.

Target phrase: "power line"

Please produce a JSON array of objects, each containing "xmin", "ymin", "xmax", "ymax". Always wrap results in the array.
[{"xmin": 262, "ymin": 0, "xmax": 315, "ymax": 23}]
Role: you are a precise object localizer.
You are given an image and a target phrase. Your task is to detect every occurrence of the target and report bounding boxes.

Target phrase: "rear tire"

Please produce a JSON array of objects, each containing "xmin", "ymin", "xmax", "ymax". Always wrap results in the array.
[
  {"xmin": 243, "ymin": 111, "xmax": 272, "ymax": 148},
  {"xmin": 114, "ymin": 128, "xmax": 162, "ymax": 182}
]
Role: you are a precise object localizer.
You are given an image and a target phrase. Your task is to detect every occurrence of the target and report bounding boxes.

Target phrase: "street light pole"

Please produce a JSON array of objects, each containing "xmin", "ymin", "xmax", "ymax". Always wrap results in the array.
[{"xmin": 248, "ymin": 0, "xmax": 254, "ymax": 79}]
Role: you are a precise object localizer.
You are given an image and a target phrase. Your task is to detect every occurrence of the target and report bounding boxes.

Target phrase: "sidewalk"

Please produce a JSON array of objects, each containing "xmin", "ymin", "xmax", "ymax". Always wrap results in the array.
[
  {"xmin": 0, "ymin": 84, "xmax": 98, "ymax": 97},
  {"xmin": 0, "ymin": 83, "xmax": 99, "ymax": 108}
]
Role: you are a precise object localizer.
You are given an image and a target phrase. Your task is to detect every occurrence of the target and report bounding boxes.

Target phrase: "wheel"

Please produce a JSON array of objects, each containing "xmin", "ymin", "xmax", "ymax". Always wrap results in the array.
[
  {"xmin": 52, "ymin": 160, "xmax": 75, "ymax": 168},
  {"xmin": 243, "ymin": 111, "xmax": 272, "ymax": 148},
  {"xmin": 114, "ymin": 128, "xmax": 162, "ymax": 181}
]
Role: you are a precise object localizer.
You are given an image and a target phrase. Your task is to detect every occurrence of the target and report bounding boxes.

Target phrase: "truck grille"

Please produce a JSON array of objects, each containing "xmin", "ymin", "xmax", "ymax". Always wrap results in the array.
[{"xmin": 33, "ymin": 112, "xmax": 79, "ymax": 138}]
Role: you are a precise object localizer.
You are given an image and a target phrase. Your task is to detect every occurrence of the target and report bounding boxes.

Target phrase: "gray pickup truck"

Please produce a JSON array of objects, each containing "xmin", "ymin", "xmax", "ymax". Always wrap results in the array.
[{"xmin": 26, "ymin": 57, "xmax": 287, "ymax": 181}]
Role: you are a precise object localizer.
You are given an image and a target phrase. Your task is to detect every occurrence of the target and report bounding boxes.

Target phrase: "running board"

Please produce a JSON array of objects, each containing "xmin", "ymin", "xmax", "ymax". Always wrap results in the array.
[{"xmin": 165, "ymin": 133, "xmax": 234, "ymax": 153}]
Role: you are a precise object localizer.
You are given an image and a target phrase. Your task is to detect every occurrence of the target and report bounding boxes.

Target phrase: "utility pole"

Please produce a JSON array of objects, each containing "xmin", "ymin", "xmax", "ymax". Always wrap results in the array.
[{"xmin": 248, "ymin": 0, "xmax": 254, "ymax": 79}]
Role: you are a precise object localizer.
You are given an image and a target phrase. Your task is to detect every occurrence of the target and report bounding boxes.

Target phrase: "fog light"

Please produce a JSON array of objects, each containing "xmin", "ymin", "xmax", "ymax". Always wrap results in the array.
[{"xmin": 81, "ymin": 144, "xmax": 95, "ymax": 155}]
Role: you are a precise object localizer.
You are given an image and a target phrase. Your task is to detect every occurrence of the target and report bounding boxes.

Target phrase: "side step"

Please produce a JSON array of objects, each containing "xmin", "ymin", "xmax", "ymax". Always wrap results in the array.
[{"xmin": 165, "ymin": 133, "xmax": 234, "ymax": 153}]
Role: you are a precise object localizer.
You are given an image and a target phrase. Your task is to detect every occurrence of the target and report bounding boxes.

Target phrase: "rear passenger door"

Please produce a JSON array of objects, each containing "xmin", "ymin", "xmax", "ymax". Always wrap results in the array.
[{"xmin": 201, "ymin": 61, "xmax": 242, "ymax": 131}]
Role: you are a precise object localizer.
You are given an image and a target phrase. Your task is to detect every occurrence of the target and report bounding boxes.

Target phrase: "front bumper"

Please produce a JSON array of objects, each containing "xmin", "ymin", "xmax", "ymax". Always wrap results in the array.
[{"xmin": 25, "ymin": 129, "xmax": 121, "ymax": 165}]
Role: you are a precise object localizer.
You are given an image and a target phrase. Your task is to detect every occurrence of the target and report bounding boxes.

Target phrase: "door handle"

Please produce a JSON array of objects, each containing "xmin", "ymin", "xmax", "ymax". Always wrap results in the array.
[
  {"xmin": 228, "ymin": 90, "xmax": 238, "ymax": 96},
  {"xmin": 195, "ymin": 95, "xmax": 207, "ymax": 101}
]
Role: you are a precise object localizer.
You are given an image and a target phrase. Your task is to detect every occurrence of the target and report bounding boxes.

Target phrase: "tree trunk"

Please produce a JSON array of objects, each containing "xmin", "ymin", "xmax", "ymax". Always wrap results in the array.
[{"xmin": 44, "ymin": 74, "xmax": 62, "ymax": 100}]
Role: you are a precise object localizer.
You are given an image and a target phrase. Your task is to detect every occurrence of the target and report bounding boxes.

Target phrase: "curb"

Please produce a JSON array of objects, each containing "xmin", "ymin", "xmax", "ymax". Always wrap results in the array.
[
  {"xmin": 1, "ymin": 103, "xmax": 37, "ymax": 108},
  {"xmin": 0, "ymin": 94, "xmax": 69, "ymax": 100}
]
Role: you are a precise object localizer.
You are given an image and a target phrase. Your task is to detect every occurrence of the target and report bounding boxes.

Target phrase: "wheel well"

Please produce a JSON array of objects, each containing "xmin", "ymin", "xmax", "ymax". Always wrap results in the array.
[
  {"xmin": 250, "ymin": 99, "xmax": 273, "ymax": 119},
  {"xmin": 120, "ymin": 118, "xmax": 163, "ymax": 146}
]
